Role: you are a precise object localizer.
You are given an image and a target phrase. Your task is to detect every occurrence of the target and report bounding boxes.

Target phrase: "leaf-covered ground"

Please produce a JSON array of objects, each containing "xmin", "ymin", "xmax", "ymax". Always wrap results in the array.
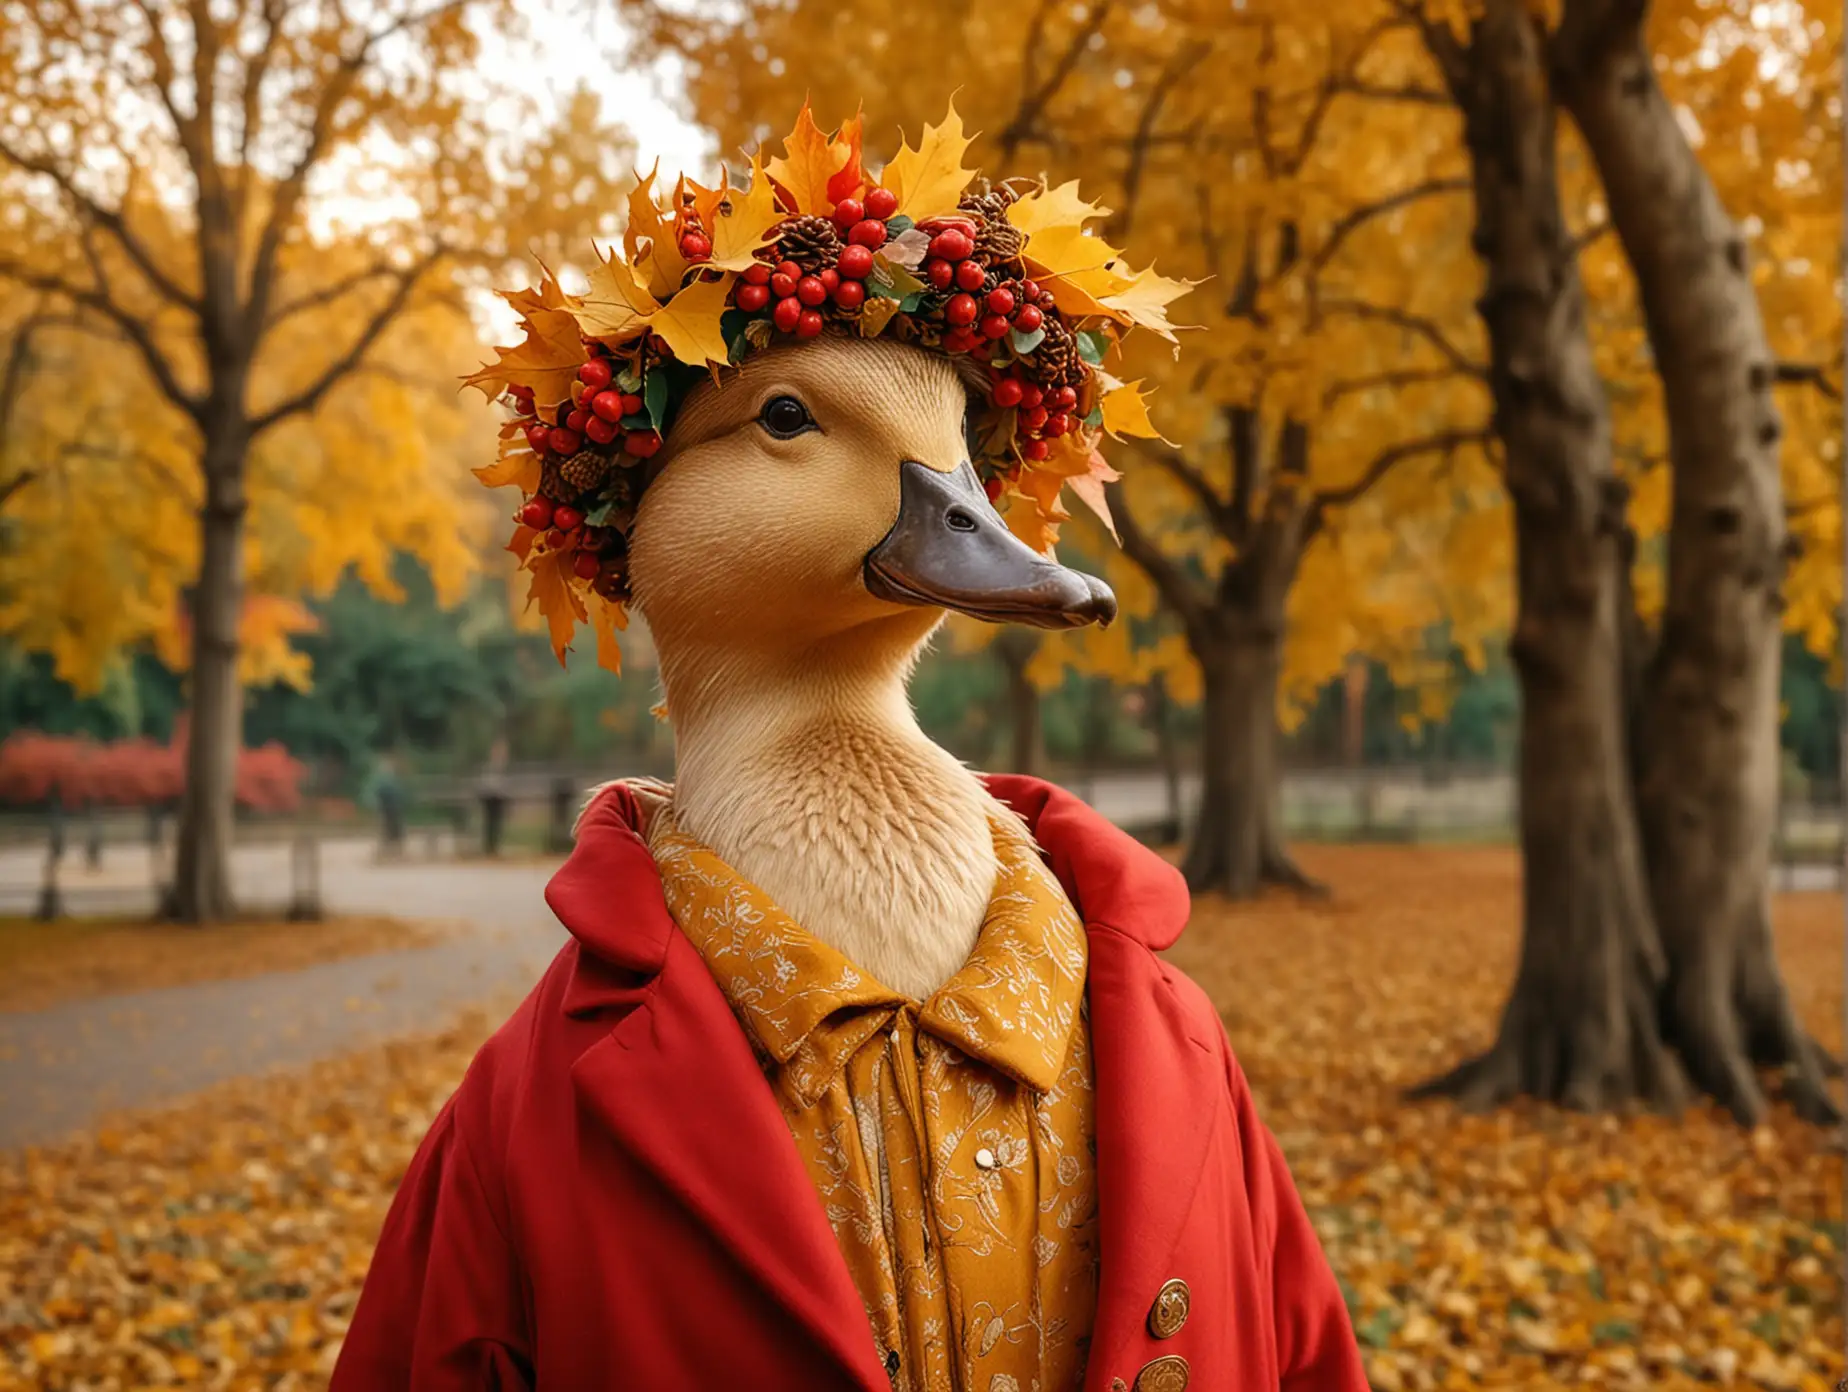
[
  {"xmin": 0, "ymin": 914, "xmax": 442, "ymax": 1013},
  {"xmin": 0, "ymin": 846, "xmax": 1838, "ymax": 1389},
  {"xmin": 1165, "ymin": 846, "xmax": 1844, "ymax": 1392}
]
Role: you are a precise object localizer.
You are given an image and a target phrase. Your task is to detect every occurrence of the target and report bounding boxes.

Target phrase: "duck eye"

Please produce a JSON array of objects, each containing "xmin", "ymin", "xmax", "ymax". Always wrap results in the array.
[{"xmin": 759, "ymin": 395, "xmax": 815, "ymax": 439}]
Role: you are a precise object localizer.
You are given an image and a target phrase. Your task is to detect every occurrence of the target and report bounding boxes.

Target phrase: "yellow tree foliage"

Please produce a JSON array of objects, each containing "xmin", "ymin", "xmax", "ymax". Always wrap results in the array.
[
  {"xmin": 0, "ymin": 3, "xmax": 630, "ymax": 695},
  {"xmin": 0, "ymin": 0, "xmax": 638, "ymax": 919},
  {"xmin": 619, "ymin": 0, "xmax": 1509, "ymax": 726}
]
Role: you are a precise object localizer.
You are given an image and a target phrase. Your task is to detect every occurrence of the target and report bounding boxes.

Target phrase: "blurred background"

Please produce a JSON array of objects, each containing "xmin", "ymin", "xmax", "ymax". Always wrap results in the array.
[{"xmin": 0, "ymin": 0, "xmax": 1842, "ymax": 1389}]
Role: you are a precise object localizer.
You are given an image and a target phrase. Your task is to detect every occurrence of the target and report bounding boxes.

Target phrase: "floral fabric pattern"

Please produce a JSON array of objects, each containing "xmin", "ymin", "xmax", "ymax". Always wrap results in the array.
[{"xmin": 650, "ymin": 806, "xmax": 1099, "ymax": 1392}]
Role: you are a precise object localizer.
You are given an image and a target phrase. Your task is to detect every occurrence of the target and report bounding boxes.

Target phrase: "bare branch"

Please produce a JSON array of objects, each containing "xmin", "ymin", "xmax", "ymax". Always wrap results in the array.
[
  {"xmin": 1774, "ymin": 361, "xmax": 1842, "ymax": 401},
  {"xmin": 249, "ymin": 247, "xmax": 445, "ymax": 432},
  {"xmin": 1111, "ymin": 41, "xmax": 1212, "ymax": 240},
  {"xmin": 0, "ymin": 471, "xmax": 35, "ymax": 512},
  {"xmin": 1331, "ymin": 79, "xmax": 1453, "ymax": 106},
  {"xmin": 0, "ymin": 135, "xmax": 199, "ymax": 312},
  {"xmin": 123, "ymin": 0, "xmax": 204, "ymax": 169},
  {"xmin": 1322, "ymin": 364, "xmax": 1485, "ymax": 407},
  {"xmin": 1311, "ymin": 176, "xmax": 1469, "ymax": 274},
  {"xmin": 0, "ymin": 259, "xmax": 203, "ymax": 420},
  {"xmin": 1306, "ymin": 426, "xmax": 1494, "ymax": 534},
  {"xmin": 1106, "ymin": 477, "xmax": 1209, "ymax": 630},
  {"xmin": 996, "ymin": 0, "xmax": 1113, "ymax": 161},
  {"xmin": 263, "ymin": 256, "xmax": 407, "ymax": 330},
  {"xmin": 1322, "ymin": 298, "xmax": 1488, "ymax": 378},
  {"xmin": 244, "ymin": 0, "xmax": 469, "ymax": 334},
  {"xmin": 1125, "ymin": 436, "xmax": 1240, "ymax": 538},
  {"xmin": 234, "ymin": 0, "xmax": 289, "ymax": 218}
]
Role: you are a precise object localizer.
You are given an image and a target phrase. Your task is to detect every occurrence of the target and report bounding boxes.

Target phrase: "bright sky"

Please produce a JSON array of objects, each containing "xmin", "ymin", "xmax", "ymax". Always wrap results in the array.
[{"xmin": 525, "ymin": 1, "xmax": 717, "ymax": 182}]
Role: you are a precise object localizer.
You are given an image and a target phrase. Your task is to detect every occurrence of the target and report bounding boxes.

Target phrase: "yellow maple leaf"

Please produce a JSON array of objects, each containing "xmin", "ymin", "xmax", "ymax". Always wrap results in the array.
[
  {"xmin": 463, "ymin": 301, "xmax": 587, "ymax": 410},
  {"xmin": 624, "ymin": 162, "xmax": 672, "ymax": 265},
  {"xmin": 1006, "ymin": 180, "xmax": 1111, "ymax": 238},
  {"xmin": 574, "ymin": 249, "xmax": 659, "ymax": 345},
  {"xmin": 502, "ymin": 266, "xmax": 573, "ymax": 321},
  {"xmin": 1019, "ymin": 222, "xmax": 1137, "ymax": 320},
  {"xmin": 473, "ymin": 437, "xmax": 541, "ymax": 492},
  {"xmin": 767, "ymin": 99, "xmax": 847, "ymax": 216},
  {"xmin": 1100, "ymin": 265, "xmax": 1197, "ymax": 344},
  {"xmin": 527, "ymin": 549, "xmax": 584, "ymax": 665},
  {"xmin": 882, "ymin": 103, "xmax": 978, "ymax": 220},
  {"xmin": 708, "ymin": 155, "xmax": 784, "ymax": 272},
  {"xmin": 589, "ymin": 592, "xmax": 629, "ymax": 674},
  {"xmin": 1005, "ymin": 495, "xmax": 1063, "ymax": 554},
  {"xmin": 1100, "ymin": 381, "xmax": 1166, "ymax": 440},
  {"xmin": 647, "ymin": 272, "xmax": 737, "ymax": 368}
]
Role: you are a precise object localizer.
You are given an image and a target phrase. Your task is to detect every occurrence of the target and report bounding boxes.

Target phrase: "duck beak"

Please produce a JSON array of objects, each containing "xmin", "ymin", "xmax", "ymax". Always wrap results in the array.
[{"xmin": 863, "ymin": 460, "xmax": 1117, "ymax": 630}]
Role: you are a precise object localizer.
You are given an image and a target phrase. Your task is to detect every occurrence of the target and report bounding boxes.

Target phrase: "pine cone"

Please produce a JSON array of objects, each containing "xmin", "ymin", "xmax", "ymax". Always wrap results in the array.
[
  {"xmin": 538, "ymin": 458, "xmax": 574, "ymax": 502},
  {"xmin": 958, "ymin": 185, "xmax": 1019, "ymax": 223},
  {"xmin": 775, "ymin": 214, "xmax": 842, "ymax": 273},
  {"xmin": 1024, "ymin": 316, "xmax": 1086, "ymax": 389},
  {"xmin": 560, "ymin": 449, "xmax": 611, "ymax": 492},
  {"xmin": 972, "ymin": 218, "xmax": 1024, "ymax": 275}
]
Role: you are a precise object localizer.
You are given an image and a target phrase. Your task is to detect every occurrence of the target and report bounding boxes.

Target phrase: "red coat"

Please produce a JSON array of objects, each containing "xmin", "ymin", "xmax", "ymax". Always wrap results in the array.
[{"xmin": 332, "ymin": 775, "xmax": 1367, "ymax": 1392}]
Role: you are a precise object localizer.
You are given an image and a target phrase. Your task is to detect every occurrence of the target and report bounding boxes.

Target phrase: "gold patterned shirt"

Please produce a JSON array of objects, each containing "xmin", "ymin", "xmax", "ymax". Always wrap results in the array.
[{"xmin": 649, "ymin": 807, "xmax": 1100, "ymax": 1392}]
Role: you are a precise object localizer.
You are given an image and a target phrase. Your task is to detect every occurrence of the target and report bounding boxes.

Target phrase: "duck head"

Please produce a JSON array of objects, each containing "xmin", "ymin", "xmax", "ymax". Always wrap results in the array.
[{"xmin": 627, "ymin": 335, "xmax": 1116, "ymax": 667}]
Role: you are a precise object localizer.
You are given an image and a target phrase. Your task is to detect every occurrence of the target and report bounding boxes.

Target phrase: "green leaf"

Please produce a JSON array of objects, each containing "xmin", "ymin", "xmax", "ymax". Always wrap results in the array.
[
  {"xmin": 644, "ymin": 370, "xmax": 669, "ymax": 432},
  {"xmin": 1075, "ymin": 327, "xmax": 1110, "ymax": 365},
  {"xmin": 1011, "ymin": 326, "xmax": 1046, "ymax": 354},
  {"xmin": 620, "ymin": 413, "xmax": 653, "ymax": 431},
  {"xmin": 615, "ymin": 366, "xmax": 642, "ymax": 393},
  {"xmin": 866, "ymin": 256, "xmax": 926, "ymax": 302},
  {"xmin": 1082, "ymin": 404, "xmax": 1104, "ymax": 427},
  {"xmin": 897, "ymin": 292, "xmax": 925, "ymax": 312},
  {"xmin": 1591, "ymin": 1320, "xmax": 1636, "ymax": 1345},
  {"xmin": 884, "ymin": 214, "xmax": 914, "ymax": 236}
]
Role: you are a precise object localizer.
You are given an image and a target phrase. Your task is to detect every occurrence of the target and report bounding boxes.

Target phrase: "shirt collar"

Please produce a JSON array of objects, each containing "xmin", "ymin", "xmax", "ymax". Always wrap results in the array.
[{"xmin": 650, "ymin": 807, "xmax": 1086, "ymax": 1102}]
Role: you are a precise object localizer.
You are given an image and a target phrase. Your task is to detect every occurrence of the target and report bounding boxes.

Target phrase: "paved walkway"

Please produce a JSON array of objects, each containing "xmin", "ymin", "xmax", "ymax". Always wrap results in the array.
[
  {"xmin": 0, "ymin": 852, "xmax": 563, "ymax": 1150},
  {"xmin": 1, "ymin": 772, "xmax": 1837, "ymax": 1151}
]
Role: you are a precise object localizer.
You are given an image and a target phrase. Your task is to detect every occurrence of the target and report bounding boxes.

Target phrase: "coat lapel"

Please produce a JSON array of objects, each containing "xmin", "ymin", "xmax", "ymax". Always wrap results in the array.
[
  {"xmin": 1081, "ymin": 927, "xmax": 1222, "ymax": 1392},
  {"xmin": 571, "ymin": 934, "xmax": 886, "ymax": 1392}
]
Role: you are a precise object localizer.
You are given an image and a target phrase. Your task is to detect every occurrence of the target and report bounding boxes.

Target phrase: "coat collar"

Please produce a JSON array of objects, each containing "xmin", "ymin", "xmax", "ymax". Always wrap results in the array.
[{"xmin": 549, "ymin": 774, "xmax": 1213, "ymax": 1392}]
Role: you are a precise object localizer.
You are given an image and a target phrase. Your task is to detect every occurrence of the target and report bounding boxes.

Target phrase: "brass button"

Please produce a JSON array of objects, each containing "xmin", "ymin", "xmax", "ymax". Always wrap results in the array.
[
  {"xmin": 1134, "ymin": 1354, "xmax": 1190, "ymax": 1391},
  {"xmin": 1147, "ymin": 1278, "xmax": 1190, "ymax": 1339}
]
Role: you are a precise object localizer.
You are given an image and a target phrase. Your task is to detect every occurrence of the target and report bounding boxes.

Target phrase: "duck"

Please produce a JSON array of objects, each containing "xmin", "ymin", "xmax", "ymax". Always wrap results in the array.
[{"xmin": 621, "ymin": 333, "xmax": 1117, "ymax": 1001}]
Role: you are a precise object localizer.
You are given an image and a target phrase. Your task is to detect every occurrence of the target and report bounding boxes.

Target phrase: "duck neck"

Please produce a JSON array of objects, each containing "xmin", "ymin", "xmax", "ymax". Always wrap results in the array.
[{"xmin": 659, "ymin": 629, "xmax": 1001, "ymax": 1001}]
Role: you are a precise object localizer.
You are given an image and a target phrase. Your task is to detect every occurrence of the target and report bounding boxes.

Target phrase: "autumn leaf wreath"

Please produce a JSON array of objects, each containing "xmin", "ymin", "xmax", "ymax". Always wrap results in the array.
[{"xmin": 465, "ymin": 101, "xmax": 1192, "ymax": 672}]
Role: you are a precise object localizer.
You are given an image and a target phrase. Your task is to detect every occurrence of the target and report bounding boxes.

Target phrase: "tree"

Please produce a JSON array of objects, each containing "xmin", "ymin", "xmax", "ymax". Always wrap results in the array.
[
  {"xmin": 1408, "ymin": 0, "xmax": 1840, "ymax": 1124},
  {"xmin": 0, "ymin": 1, "xmax": 627, "ymax": 919},
  {"xmin": 1551, "ymin": 0, "xmax": 1837, "ymax": 1121},
  {"xmin": 1408, "ymin": 0, "xmax": 1673, "ymax": 1114},
  {"xmin": 619, "ymin": 0, "xmax": 1510, "ymax": 897}
]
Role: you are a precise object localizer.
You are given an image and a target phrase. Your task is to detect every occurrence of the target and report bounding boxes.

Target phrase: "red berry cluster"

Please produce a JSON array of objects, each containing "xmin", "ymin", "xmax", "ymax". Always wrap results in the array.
[
  {"xmin": 990, "ymin": 371, "xmax": 1080, "ymax": 462},
  {"xmin": 517, "ymin": 493, "xmax": 629, "ymax": 590},
  {"xmin": 737, "ymin": 258, "xmax": 859, "ymax": 338},
  {"xmin": 734, "ymin": 186, "xmax": 899, "ymax": 334},
  {"xmin": 513, "ymin": 354, "xmax": 664, "ymax": 459}
]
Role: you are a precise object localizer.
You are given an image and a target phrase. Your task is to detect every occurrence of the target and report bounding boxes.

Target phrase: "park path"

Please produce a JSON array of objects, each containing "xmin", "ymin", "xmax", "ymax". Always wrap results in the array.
[
  {"xmin": 0, "ymin": 852, "xmax": 564, "ymax": 1151},
  {"xmin": 2, "ymin": 769, "xmax": 1836, "ymax": 1152}
]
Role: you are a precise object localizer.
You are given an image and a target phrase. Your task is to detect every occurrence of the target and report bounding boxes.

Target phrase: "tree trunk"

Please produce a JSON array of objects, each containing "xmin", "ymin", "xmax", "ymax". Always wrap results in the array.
[
  {"xmin": 1182, "ymin": 607, "xmax": 1319, "ymax": 900},
  {"xmin": 169, "ymin": 429, "xmax": 247, "ymax": 923},
  {"xmin": 1415, "ymin": 0, "xmax": 1684, "ymax": 1111},
  {"xmin": 1554, "ymin": 0, "xmax": 1834, "ymax": 1124},
  {"xmin": 991, "ymin": 628, "xmax": 1042, "ymax": 778}
]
